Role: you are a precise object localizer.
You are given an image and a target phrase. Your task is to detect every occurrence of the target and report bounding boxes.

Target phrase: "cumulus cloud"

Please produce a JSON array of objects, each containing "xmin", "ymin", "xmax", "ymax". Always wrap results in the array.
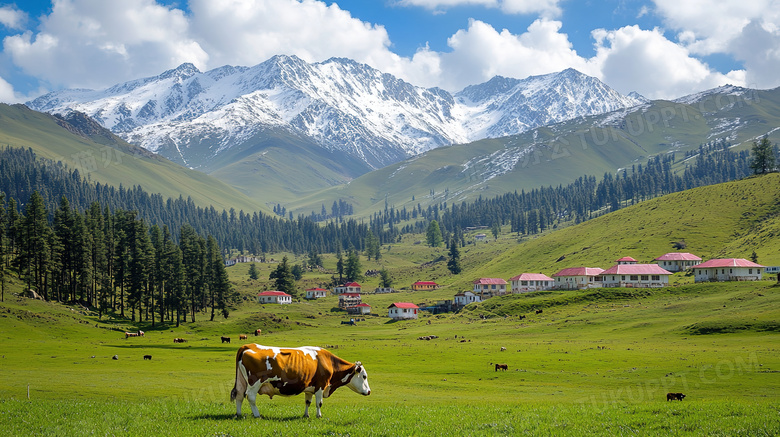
[
  {"xmin": 0, "ymin": 4, "xmax": 27, "ymax": 30},
  {"xmin": 3, "ymin": 0, "xmax": 208, "ymax": 90},
  {"xmin": 0, "ymin": 74, "xmax": 19, "ymax": 102},
  {"xmin": 396, "ymin": 0, "xmax": 562, "ymax": 17}
]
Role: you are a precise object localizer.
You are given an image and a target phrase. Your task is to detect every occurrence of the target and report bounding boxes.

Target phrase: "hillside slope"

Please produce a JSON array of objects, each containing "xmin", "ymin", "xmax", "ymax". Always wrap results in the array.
[{"xmin": 0, "ymin": 104, "xmax": 264, "ymax": 212}]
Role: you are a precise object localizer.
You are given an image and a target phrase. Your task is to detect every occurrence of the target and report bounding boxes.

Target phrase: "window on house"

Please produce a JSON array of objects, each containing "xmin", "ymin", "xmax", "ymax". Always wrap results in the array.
[
  {"xmin": 641, "ymin": 275, "xmax": 649, "ymax": 281},
  {"xmin": 652, "ymin": 275, "xmax": 660, "ymax": 281},
  {"xmin": 749, "ymin": 269, "xmax": 753, "ymax": 274},
  {"xmin": 521, "ymin": 281, "xmax": 528, "ymax": 286},
  {"xmin": 630, "ymin": 275, "xmax": 639, "ymax": 281}
]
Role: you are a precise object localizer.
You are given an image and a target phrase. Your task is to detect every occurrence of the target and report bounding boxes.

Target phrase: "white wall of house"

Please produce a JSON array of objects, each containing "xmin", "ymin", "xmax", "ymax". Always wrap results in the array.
[
  {"xmin": 656, "ymin": 260, "xmax": 700, "ymax": 272},
  {"xmin": 554, "ymin": 276, "xmax": 603, "ymax": 290},
  {"xmin": 454, "ymin": 291, "xmax": 481, "ymax": 306},
  {"xmin": 694, "ymin": 267, "xmax": 763, "ymax": 282},
  {"xmin": 602, "ymin": 274, "xmax": 669, "ymax": 288},
  {"xmin": 510, "ymin": 280, "xmax": 553, "ymax": 293},
  {"xmin": 388, "ymin": 307, "xmax": 418, "ymax": 320}
]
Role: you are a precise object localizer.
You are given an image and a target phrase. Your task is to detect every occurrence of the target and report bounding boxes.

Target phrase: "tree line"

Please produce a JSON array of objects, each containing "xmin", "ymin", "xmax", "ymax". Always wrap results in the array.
[{"xmin": 0, "ymin": 190, "xmax": 236, "ymax": 326}]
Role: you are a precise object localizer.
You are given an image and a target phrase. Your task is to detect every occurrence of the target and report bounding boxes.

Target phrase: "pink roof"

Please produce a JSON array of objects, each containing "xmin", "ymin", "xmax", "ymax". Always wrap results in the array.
[
  {"xmin": 510, "ymin": 273, "xmax": 553, "ymax": 281},
  {"xmin": 473, "ymin": 278, "xmax": 508, "ymax": 285},
  {"xmin": 552, "ymin": 267, "xmax": 604, "ymax": 277},
  {"xmin": 258, "ymin": 291, "xmax": 291, "ymax": 297},
  {"xmin": 388, "ymin": 302, "xmax": 419, "ymax": 309},
  {"xmin": 616, "ymin": 256, "xmax": 637, "ymax": 262},
  {"xmin": 654, "ymin": 253, "xmax": 702, "ymax": 261},
  {"xmin": 343, "ymin": 282, "xmax": 362, "ymax": 287},
  {"xmin": 414, "ymin": 281, "xmax": 439, "ymax": 285},
  {"xmin": 340, "ymin": 293, "xmax": 361, "ymax": 297},
  {"xmin": 602, "ymin": 264, "xmax": 672, "ymax": 275},
  {"xmin": 694, "ymin": 258, "xmax": 764, "ymax": 268}
]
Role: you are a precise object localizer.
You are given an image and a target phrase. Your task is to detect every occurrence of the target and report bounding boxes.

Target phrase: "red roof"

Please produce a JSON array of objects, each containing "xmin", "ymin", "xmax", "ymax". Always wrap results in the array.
[
  {"xmin": 616, "ymin": 256, "xmax": 637, "ymax": 262},
  {"xmin": 413, "ymin": 281, "xmax": 439, "ymax": 285},
  {"xmin": 694, "ymin": 258, "xmax": 764, "ymax": 268},
  {"xmin": 342, "ymin": 282, "xmax": 362, "ymax": 287},
  {"xmin": 257, "ymin": 291, "xmax": 291, "ymax": 297},
  {"xmin": 510, "ymin": 273, "xmax": 553, "ymax": 281},
  {"xmin": 602, "ymin": 264, "xmax": 672, "ymax": 275},
  {"xmin": 473, "ymin": 278, "xmax": 507, "ymax": 285},
  {"xmin": 388, "ymin": 302, "xmax": 419, "ymax": 309},
  {"xmin": 654, "ymin": 253, "xmax": 702, "ymax": 261},
  {"xmin": 552, "ymin": 267, "xmax": 604, "ymax": 277}
]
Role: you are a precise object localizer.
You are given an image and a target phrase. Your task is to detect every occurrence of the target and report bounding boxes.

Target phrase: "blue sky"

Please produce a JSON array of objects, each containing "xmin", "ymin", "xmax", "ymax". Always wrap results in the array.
[{"xmin": 1, "ymin": 0, "xmax": 778, "ymax": 102}]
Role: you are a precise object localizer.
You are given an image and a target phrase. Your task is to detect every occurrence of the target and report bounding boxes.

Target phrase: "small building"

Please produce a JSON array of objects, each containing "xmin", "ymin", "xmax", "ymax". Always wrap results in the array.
[
  {"xmin": 552, "ymin": 267, "xmax": 604, "ymax": 290},
  {"xmin": 692, "ymin": 259, "xmax": 764, "ymax": 282},
  {"xmin": 412, "ymin": 281, "xmax": 440, "ymax": 291},
  {"xmin": 473, "ymin": 278, "xmax": 508, "ymax": 297},
  {"xmin": 509, "ymin": 273, "xmax": 554, "ymax": 293},
  {"xmin": 475, "ymin": 233, "xmax": 487, "ymax": 241},
  {"xmin": 601, "ymin": 264, "xmax": 672, "ymax": 288},
  {"xmin": 653, "ymin": 253, "xmax": 702, "ymax": 272},
  {"xmin": 338, "ymin": 293, "xmax": 362, "ymax": 309},
  {"xmin": 388, "ymin": 302, "xmax": 419, "ymax": 320},
  {"xmin": 257, "ymin": 291, "xmax": 292, "ymax": 304},
  {"xmin": 374, "ymin": 287, "xmax": 395, "ymax": 294},
  {"xmin": 453, "ymin": 291, "xmax": 482, "ymax": 308},
  {"xmin": 304, "ymin": 288, "xmax": 328, "ymax": 300},
  {"xmin": 345, "ymin": 303, "xmax": 371, "ymax": 315},
  {"xmin": 616, "ymin": 256, "xmax": 638, "ymax": 265},
  {"xmin": 334, "ymin": 282, "xmax": 362, "ymax": 294}
]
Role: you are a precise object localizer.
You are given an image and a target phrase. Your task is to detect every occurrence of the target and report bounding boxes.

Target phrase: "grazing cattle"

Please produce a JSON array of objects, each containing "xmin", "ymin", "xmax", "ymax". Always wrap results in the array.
[
  {"xmin": 495, "ymin": 363, "xmax": 508, "ymax": 371},
  {"xmin": 138, "ymin": 330, "xmax": 144, "ymax": 337},
  {"xmin": 125, "ymin": 332, "xmax": 138, "ymax": 339},
  {"xmin": 254, "ymin": 329, "xmax": 262, "ymax": 336},
  {"xmin": 535, "ymin": 309, "xmax": 543, "ymax": 314},
  {"xmin": 221, "ymin": 336, "xmax": 231, "ymax": 343},
  {"xmin": 667, "ymin": 392, "xmax": 686, "ymax": 401},
  {"xmin": 112, "ymin": 355, "xmax": 118, "ymax": 360},
  {"xmin": 239, "ymin": 334, "xmax": 248, "ymax": 340},
  {"xmin": 230, "ymin": 344, "xmax": 371, "ymax": 419},
  {"xmin": 500, "ymin": 347, "xmax": 506, "ymax": 351},
  {"xmin": 173, "ymin": 338, "xmax": 187, "ymax": 343},
  {"xmin": 143, "ymin": 355, "xmax": 152, "ymax": 360}
]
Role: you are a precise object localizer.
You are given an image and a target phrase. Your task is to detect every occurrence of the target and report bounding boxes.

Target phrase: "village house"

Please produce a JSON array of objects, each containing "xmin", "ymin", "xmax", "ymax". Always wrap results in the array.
[
  {"xmin": 692, "ymin": 259, "xmax": 765, "ymax": 282},
  {"xmin": 653, "ymin": 252, "xmax": 702, "ymax": 272},
  {"xmin": 473, "ymin": 278, "xmax": 508, "ymax": 297},
  {"xmin": 304, "ymin": 288, "xmax": 328, "ymax": 300},
  {"xmin": 257, "ymin": 291, "xmax": 292, "ymax": 304},
  {"xmin": 509, "ymin": 273, "xmax": 554, "ymax": 293},
  {"xmin": 601, "ymin": 264, "xmax": 672, "ymax": 288},
  {"xmin": 412, "ymin": 281, "xmax": 440, "ymax": 291},
  {"xmin": 338, "ymin": 293, "xmax": 362, "ymax": 309},
  {"xmin": 345, "ymin": 303, "xmax": 371, "ymax": 315},
  {"xmin": 374, "ymin": 287, "xmax": 395, "ymax": 294},
  {"xmin": 475, "ymin": 233, "xmax": 487, "ymax": 241},
  {"xmin": 552, "ymin": 267, "xmax": 605, "ymax": 290},
  {"xmin": 453, "ymin": 291, "xmax": 482, "ymax": 308},
  {"xmin": 388, "ymin": 302, "xmax": 419, "ymax": 320},
  {"xmin": 334, "ymin": 282, "xmax": 362, "ymax": 294}
]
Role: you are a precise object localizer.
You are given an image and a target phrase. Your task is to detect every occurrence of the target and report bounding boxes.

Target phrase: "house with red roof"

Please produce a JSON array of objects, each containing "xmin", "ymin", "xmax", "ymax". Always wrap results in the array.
[
  {"xmin": 509, "ymin": 273, "xmax": 554, "ymax": 293},
  {"xmin": 616, "ymin": 256, "xmax": 638, "ymax": 265},
  {"xmin": 412, "ymin": 281, "xmax": 440, "ymax": 291},
  {"xmin": 388, "ymin": 302, "xmax": 419, "ymax": 320},
  {"xmin": 338, "ymin": 293, "xmax": 362, "ymax": 309},
  {"xmin": 334, "ymin": 282, "xmax": 361, "ymax": 294},
  {"xmin": 257, "ymin": 291, "xmax": 292, "ymax": 304},
  {"xmin": 304, "ymin": 288, "xmax": 328, "ymax": 300},
  {"xmin": 552, "ymin": 267, "xmax": 605, "ymax": 290},
  {"xmin": 346, "ymin": 303, "xmax": 371, "ymax": 315},
  {"xmin": 692, "ymin": 259, "xmax": 765, "ymax": 282},
  {"xmin": 472, "ymin": 278, "xmax": 508, "ymax": 297},
  {"xmin": 601, "ymin": 264, "xmax": 672, "ymax": 288},
  {"xmin": 654, "ymin": 253, "xmax": 702, "ymax": 272}
]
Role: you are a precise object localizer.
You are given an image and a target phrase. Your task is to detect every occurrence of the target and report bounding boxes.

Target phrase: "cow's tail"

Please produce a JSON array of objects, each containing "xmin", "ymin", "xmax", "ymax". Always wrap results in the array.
[{"xmin": 230, "ymin": 346, "xmax": 247, "ymax": 402}]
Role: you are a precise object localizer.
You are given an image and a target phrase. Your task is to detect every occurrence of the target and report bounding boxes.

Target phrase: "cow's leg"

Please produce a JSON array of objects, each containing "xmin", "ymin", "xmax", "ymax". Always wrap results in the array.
[
  {"xmin": 314, "ymin": 388, "xmax": 325, "ymax": 418},
  {"xmin": 245, "ymin": 380, "xmax": 263, "ymax": 418},
  {"xmin": 304, "ymin": 393, "xmax": 313, "ymax": 418}
]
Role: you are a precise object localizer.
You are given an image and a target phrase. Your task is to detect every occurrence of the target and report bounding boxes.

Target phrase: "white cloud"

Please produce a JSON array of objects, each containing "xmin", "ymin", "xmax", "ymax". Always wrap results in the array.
[
  {"xmin": 0, "ymin": 4, "xmax": 27, "ymax": 30},
  {"xmin": 0, "ymin": 74, "xmax": 20, "ymax": 102},
  {"xmin": 3, "ymin": 0, "xmax": 208, "ymax": 90},
  {"xmin": 395, "ymin": 0, "xmax": 562, "ymax": 17}
]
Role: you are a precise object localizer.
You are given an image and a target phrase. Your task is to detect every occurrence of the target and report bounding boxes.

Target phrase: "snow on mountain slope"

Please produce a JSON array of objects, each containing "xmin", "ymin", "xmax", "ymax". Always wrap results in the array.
[{"xmin": 27, "ymin": 56, "xmax": 640, "ymax": 170}]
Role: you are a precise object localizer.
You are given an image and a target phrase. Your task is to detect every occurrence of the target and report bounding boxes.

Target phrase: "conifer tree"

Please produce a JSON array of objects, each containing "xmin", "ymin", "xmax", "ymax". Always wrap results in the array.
[
  {"xmin": 426, "ymin": 220, "xmax": 443, "ymax": 247},
  {"xmin": 344, "ymin": 249, "xmax": 363, "ymax": 282},
  {"xmin": 248, "ymin": 262, "xmax": 259, "ymax": 280},
  {"xmin": 379, "ymin": 268, "xmax": 393, "ymax": 288},
  {"xmin": 269, "ymin": 256, "xmax": 296, "ymax": 298},
  {"xmin": 750, "ymin": 136, "xmax": 776, "ymax": 175},
  {"xmin": 447, "ymin": 236, "xmax": 462, "ymax": 274}
]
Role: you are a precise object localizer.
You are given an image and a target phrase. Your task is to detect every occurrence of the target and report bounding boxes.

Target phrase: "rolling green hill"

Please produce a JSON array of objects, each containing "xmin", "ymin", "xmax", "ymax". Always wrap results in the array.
[
  {"xmin": 0, "ymin": 104, "xmax": 264, "ymax": 212},
  {"xmin": 284, "ymin": 87, "xmax": 780, "ymax": 218}
]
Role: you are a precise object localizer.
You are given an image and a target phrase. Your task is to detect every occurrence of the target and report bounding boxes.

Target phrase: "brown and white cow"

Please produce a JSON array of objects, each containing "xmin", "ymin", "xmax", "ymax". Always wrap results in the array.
[{"xmin": 230, "ymin": 344, "xmax": 371, "ymax": 418}]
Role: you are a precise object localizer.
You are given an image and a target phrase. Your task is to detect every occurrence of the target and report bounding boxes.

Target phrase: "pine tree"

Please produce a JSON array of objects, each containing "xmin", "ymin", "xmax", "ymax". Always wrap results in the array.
[
  {"xmin": 750, "ymin": 136, "xmax": 776, "ymax": 175},
  {"xmin": 248, "ymin": 262, "xmax": 259, "ymax": 280},
  {"xmin": 344, "ymin": 249, "xmax": 363, "ymax": 282},
  {"xmin": 379, "ymin": 268, "xmax": 393, "ymax": 288},
  {"xmin": 0, "ymin": 193, "xmax": 6, "ymax": 302},
  {"xmin": 447, "ymin": 236, "xmax": 462, "ymax": 274},
  {"xmin": 22, "ymin": 192, "xmax": 50, "ymax": 299},
  {"xmin": 269, "ymin": 256, "xmax": 297, "ymax": 298},
  {"xmin": 426, "ymin": 220, "xmax": 443, "ymax": 247}
]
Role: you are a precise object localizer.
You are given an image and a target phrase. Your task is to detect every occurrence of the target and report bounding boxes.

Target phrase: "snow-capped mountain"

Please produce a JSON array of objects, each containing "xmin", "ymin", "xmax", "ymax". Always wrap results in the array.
[{"xmin": 28, "ymin": 56, "xmax": 641, "ymax": 170}]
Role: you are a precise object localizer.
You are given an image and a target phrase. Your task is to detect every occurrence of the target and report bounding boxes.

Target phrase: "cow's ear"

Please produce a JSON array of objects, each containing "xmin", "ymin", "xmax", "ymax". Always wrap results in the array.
[{"xmin": 354, "ymin": 361, "xmax": 362, "ymax": 374}]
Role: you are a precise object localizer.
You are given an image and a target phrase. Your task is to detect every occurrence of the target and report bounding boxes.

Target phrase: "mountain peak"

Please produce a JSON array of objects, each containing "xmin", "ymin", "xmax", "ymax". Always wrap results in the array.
[{"xmin": 159, "ymin": 63, "xmax": 201, "ymax": 80}]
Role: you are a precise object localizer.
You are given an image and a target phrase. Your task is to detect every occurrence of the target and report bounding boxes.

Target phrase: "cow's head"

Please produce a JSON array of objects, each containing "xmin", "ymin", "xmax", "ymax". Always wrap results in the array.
[{"xmin": 346, "ymin": 361, "xmax": 371, "ymax": 396}]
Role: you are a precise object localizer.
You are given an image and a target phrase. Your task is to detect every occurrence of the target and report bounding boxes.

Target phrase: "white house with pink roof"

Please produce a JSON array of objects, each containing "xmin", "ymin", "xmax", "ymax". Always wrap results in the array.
[
  {"xmin": 473, "ymin": 278, "xmax": 508, "ymax": 297},
  {"xmin": 654, "ymin": 252, "xmax": 702, "ymax": 272},
  {"xmin": 552, "ymin": 267, "xmax": 605, "ymax": 290},
  {"xmin": 388, "ymin": 302, "xmax": 419, "ymax": 320},
  {"xmin": 257, "ymin": 291, "xmax": 293, "ymax": 304},
  {"xmin": 601, "ymin": 264, "xmax": 672, "ymax": 288},
  {"xmin": 616, "ymin": 256, "xmax": 638, "ymax": 265},
  {"xmin": 509, "ymin": 273, "xmax": 554, "ymax": 293},
  {"xmin": 692, "ymin": 259, "xmax": 764, "ymax": 282}
]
